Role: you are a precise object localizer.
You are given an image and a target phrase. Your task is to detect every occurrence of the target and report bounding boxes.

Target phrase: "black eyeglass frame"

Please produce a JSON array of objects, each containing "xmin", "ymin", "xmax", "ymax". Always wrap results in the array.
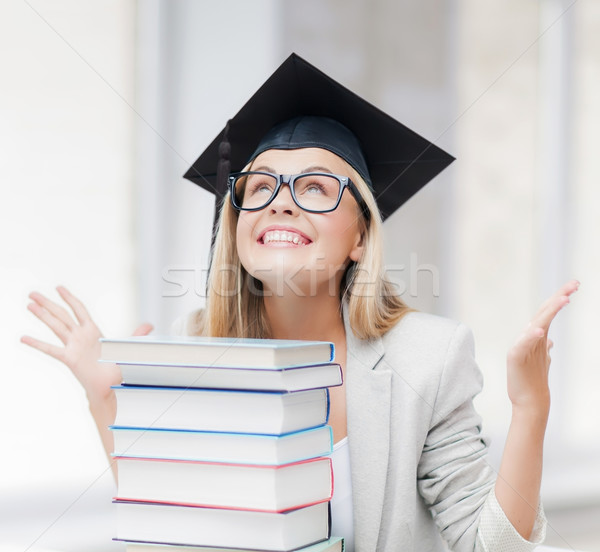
[{"xmin": 228, "ymin": 171, "xmax": 370, "ymax": 219}]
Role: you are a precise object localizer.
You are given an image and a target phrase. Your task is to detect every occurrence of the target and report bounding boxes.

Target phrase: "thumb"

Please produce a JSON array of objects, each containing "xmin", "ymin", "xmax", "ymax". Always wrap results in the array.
[{"xmin": 132, "ymin": 323, "xmax": 154, "ymax": 336}]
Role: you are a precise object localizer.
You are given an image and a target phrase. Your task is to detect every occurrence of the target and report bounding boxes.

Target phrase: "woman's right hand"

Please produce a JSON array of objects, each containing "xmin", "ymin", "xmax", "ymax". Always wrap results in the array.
[{"xmin": 21, "ymin": 285, "xmax": 153, "ymax": 406}]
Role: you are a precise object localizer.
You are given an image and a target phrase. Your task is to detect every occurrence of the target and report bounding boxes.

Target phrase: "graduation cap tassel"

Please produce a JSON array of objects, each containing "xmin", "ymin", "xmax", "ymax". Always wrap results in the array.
[
  {"xmin": 216, "ymin": 120, "xmax": 231, "ymax": 203},
  {"xmin": 211, "ymin": 119, "xmax": 231, "ymax": 238},
  {"xmin": 206, "ymin": 121, "xmax": 232, "ymax": 299}
]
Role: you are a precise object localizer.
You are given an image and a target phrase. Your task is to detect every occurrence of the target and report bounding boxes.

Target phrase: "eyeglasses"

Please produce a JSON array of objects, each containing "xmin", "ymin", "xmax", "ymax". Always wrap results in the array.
[{"xmin": 228, "ymin": 171, "xmax": 369, "ymax": 217}]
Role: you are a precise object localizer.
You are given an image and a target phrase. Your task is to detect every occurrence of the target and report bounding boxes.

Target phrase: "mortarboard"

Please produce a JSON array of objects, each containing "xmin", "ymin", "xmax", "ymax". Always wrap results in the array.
[{"xmin": 183, "ymin": 53, "xmax": 454, "ymax": 222}]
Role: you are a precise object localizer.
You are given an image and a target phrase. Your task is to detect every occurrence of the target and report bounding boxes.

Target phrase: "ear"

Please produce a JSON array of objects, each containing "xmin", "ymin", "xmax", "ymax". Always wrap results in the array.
[{"xmin": 348, "ymin": 229, "xmax": 365, "ymax": 262}]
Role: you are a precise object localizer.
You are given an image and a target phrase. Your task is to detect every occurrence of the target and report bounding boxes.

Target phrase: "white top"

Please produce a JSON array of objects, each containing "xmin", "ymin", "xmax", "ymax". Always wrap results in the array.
[{"xmin": 328, "ymin": 437, "xmax": 355, "ymax": 552}]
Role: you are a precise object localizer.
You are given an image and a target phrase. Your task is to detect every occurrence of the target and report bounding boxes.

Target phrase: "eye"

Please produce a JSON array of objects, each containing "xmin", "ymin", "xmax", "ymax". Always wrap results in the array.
[
  {"xmin": 295, "ymin": 175, "xmax": 338, "ymax": 197},
  {"xmin": 304, "ymin": 181, "xmax": 326, "ymax": 194},
  {"xmin": 246, "ymin": 175, "xmax": 276, "ymax": 195}
]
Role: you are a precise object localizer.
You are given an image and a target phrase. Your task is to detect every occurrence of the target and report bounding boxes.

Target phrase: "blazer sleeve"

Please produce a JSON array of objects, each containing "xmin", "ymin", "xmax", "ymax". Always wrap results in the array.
[
  {"xmin": 476, "ymin": 487, "xmax": 546, "ymax": 552},
  {"xmin": 416, "ymin": 322, "xmax": 494, "ymax": 551}
]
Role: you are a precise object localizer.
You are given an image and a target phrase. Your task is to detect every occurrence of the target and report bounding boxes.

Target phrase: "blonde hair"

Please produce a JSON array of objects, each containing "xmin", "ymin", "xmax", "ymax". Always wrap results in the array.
[{"xmin": 197, "ymin": 156, "xmax": 413, "ymax": 340}]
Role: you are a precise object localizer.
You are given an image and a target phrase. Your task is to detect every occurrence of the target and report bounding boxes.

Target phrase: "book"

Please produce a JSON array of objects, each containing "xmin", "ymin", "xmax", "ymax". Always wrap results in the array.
[
  {"xmin": 117, "ymin": 362, "xmax": 342, "ymax": 392},
  {"xmin": 114, "ymin": 501, "xmax": 330, "ymax": 551},
  {"xmin": 119, "ymin": 536, "xmax": 344, "ymax": 552},
  {"xmin": 115, "ymin": 456, "xmax": 333, "ymax": 512},
  {"xmin": 112, "ymin": 386, "xmax": 329, "ymax": 435},
  {"xmin": 100, "ymin": 336, "xmax": 334, "ymax": 368},
  {"xmin": 111, "ymin": 425, "xmax": 333, "ymax": 465}
]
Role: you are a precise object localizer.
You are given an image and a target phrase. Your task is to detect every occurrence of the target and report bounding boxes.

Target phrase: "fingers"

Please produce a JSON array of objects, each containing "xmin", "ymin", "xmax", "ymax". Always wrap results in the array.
[
  {"xmin": 57, "ymin": 285, "xmax": 91, "ymax": 326},
  {"xmin": 20, "ymin": 335, "xmax": 65, "ymax": 363},
  {"xmin": 133, "ymin": 323, "xmax": 154, "ymax": 337},
  {"xmin": 27, "ymin": 301, "xmax": 70, "ymax": 343},
  {"xmin": 29, "ymin": 290, "xmax": 75, "ymax": 331},
  {"xmin": 535, "ymin": 296, "xmax": 569, "ymax": 334},
  {"xmin": 511, "ymin": 279, "xmax": 579, "ymax": 362},
  {"xmin": 531, "ymin": 279, "xmax": 580, "ymax": 333},
  {"xmin": 559, "ymin": 279, "xmax": 580, "ymax": 297},
  {"xmin": 536, "ymin": 280, "xmax": 579, "ymax": 313}
]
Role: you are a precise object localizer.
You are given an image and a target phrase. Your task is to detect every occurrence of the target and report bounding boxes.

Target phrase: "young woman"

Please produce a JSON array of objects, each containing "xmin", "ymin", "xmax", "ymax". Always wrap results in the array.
[{"xmin": 22, "ymin": 55, "xmax": 579, "ymax": 552}]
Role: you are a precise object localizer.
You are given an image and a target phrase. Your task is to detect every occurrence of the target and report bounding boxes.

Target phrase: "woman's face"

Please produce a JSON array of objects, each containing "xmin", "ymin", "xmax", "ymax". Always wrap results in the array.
[{"xmin": 235, "ymin": 148, "xmax": 365, "ymax": 298}]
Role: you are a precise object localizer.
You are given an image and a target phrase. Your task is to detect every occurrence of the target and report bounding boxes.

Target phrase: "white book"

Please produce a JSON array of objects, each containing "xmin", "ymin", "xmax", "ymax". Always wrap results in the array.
[
  {"xmin": 120, "ymin": 536, "xmax": 344, "ymax": 552},
  {"xmin": 114, "ymin": 501, "xmax": 330, "ymax": 552},
  {"xmin": 101, "ymin": 336, "xmax": 334, "ymax": 368},
  {"xmin": 110, "ymin": 425, "xmax": 333, "ymax": 465},
  {"xmin": 112, "ymin": 386, "xmax": 329, "ymax": 435},
  {"xmin": 117, "ymin": 362, "xmax": 342, "ymax": 392},
  {"xmin": 115, "ymin": 456, "xmax": 333, "ymax": 512}
]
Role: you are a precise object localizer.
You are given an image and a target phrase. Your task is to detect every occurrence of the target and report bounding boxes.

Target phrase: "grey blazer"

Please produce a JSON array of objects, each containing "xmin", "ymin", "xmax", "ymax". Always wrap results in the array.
[{"xmin": 344, "ymin": 309, "xmax": 495, "ymax": 552}]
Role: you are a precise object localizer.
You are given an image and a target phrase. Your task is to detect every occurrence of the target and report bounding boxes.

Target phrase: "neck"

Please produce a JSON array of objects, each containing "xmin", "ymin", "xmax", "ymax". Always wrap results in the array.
[{"xmin": 263, "ymin": 292, "xmax": 346, "ymax": 342}]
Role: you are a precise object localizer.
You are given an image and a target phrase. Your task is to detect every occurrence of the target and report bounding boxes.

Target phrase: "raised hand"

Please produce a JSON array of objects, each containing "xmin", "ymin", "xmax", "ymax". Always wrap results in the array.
[
  {"xmin": 22, "ymin": 285, "xmax": 153, "ymax": 473},
  {"xmin": 21, "ymin": 285, "xmax": 153, "ymax": 405},
  {"xmin": 506, "ymin": 279, "xmax": 580, "ymax": 414},
  {"xmin": 496, "ymin": 279, "xmax": 579, "ymax": 539}
]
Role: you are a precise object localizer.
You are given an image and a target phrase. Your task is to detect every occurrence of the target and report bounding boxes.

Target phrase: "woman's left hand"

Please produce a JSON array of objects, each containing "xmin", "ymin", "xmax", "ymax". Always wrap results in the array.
[{"xmin": 506, "ymin": 279, "xmax": 579, "ymax": 415}]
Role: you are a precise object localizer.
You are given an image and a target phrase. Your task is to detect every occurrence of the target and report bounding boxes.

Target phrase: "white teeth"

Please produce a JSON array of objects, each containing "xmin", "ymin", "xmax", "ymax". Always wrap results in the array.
[{"xmin": 262, "ymin": 230, "xmax": 308, "ymax": 245}]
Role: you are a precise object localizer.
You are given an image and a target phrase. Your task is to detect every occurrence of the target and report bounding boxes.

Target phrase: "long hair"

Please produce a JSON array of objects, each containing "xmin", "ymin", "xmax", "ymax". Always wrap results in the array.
[{"xmin": 194, "ymin": 157, "xmax": 413, "ymax": 340}]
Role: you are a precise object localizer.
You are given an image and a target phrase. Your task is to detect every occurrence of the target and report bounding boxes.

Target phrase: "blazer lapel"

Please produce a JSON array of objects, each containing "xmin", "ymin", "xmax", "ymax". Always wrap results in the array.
[{"xmin": 343, "ymin": 309, "xmax": 391, "ymax": 550}]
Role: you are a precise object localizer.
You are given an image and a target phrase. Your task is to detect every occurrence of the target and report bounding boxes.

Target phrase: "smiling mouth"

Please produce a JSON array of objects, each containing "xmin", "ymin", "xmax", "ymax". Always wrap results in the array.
[{"xmin": 259, "ymin": 230, "xmax": 312, "ymax": 246}]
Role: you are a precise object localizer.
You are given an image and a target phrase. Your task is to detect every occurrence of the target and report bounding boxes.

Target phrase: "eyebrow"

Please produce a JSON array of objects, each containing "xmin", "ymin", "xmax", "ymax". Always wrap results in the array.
[
  {"xmin": 251, "ymin": 165, "xmax": 276, "ymax": 173},
  {"xmin": 302, "ymin": 165, "xmax": 333, "ymax": 174},
  {"xmin": 251, "ymin": 165, "xmax": 334, "ymax": 175}
]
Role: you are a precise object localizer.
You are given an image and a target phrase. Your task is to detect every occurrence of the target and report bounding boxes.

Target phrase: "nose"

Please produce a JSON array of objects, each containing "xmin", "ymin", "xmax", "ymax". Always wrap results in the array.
[{"xmin": 268, "ymin": 183, "xmax": 298, "ymax": 215}]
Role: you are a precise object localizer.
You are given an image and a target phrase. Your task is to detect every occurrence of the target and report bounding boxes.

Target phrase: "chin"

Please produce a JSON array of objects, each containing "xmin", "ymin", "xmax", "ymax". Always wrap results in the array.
[{"xmin": 247, "ymin": 265, "xmax": 342, "ymax": 300}]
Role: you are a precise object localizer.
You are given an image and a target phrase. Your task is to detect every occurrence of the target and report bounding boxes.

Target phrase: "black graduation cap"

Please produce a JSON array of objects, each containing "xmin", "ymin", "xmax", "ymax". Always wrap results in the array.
[{"xmin": 183, "ymin": 53, "xmax": 454, "ymax": 222}]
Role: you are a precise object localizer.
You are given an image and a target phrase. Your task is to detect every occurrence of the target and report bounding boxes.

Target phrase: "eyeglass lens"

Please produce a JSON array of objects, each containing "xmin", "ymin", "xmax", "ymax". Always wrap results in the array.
[{"xmin": 234, "ymin": 173, "xmax": 342, "ymax": 212}]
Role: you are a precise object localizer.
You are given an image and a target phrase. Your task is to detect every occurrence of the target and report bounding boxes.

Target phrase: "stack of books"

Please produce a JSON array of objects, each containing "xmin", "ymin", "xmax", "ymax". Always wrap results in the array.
[{"xmin": 100, "ymin": 335, "xmax": 345, "ymax": 552}]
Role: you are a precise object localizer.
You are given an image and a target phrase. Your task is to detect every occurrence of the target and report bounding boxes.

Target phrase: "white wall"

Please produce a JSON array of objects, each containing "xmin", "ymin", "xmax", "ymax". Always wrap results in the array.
[{"xmin": 1, "ymin": 0, "xmax": 137, "ymax": 493}]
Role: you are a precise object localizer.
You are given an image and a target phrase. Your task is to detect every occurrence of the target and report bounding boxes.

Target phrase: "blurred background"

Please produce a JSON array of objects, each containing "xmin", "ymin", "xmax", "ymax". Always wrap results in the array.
[{"xmin": 1, "ymin": 1, "xmax": 598, "ymax": 551}]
